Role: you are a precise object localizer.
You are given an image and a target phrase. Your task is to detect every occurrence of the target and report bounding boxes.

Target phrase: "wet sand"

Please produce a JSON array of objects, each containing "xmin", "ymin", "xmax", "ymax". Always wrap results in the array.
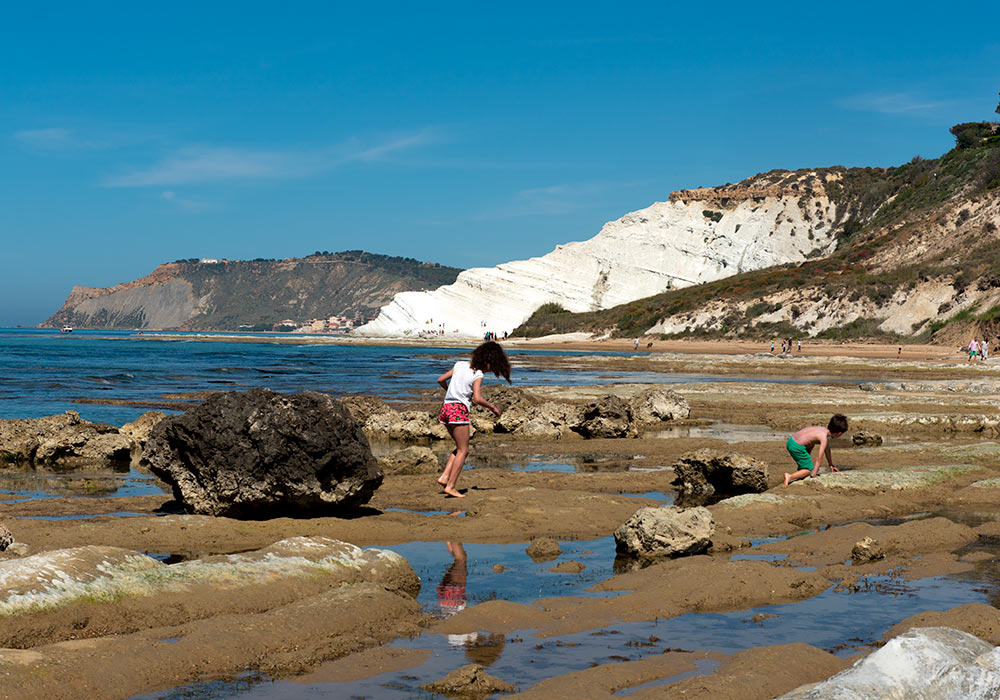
[{"xmin": 4, "ymin": 345, "xmax": 1000, "ymax": 698}]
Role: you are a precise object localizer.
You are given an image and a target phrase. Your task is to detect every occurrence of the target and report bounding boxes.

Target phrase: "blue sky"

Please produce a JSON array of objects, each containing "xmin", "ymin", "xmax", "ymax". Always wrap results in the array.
[{"xmin": 2, "ymin": 2, "xmax": 998, "ymax": 326}]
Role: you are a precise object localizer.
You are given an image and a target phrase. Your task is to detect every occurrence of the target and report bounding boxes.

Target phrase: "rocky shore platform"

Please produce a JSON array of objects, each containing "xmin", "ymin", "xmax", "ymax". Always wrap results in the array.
[{"xmin": 4, "ymin": 346, "xmax": 1000, "ymax": 698}]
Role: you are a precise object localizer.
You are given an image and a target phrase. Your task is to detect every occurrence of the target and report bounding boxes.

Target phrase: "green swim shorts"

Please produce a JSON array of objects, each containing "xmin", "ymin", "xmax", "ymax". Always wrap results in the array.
[{"xmin": 786, "ymin": 436, "xmax": 814, "ymax": 471}]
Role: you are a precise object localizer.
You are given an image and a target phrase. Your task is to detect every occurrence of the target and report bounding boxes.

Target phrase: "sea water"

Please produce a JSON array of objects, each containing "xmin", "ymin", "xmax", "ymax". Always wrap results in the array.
[{"xmin": 0, "ymin": 328, "xmax": 843, "ymax": 426}]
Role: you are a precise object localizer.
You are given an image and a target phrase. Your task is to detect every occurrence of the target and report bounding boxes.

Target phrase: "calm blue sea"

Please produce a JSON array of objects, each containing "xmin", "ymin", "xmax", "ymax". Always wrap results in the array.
[{"xmin": 0, "ymin": 328, "xmax": 652, "ymax": 426}]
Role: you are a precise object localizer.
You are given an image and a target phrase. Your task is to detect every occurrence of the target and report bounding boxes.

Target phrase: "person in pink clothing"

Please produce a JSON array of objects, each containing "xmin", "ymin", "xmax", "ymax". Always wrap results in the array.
[
  {"xmin": 436, "ymin": 341, "xmax": 511, "ymax": 497},
  {"xmin": 969, "ymin": 339, "xmax": 980, "ymax": 363}
]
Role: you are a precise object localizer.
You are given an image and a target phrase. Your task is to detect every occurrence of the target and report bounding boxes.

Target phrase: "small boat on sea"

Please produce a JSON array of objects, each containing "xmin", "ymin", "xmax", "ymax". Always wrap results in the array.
[{"xmin": 60, "ymin": 326, "xmax": 73, "ymax": 333}]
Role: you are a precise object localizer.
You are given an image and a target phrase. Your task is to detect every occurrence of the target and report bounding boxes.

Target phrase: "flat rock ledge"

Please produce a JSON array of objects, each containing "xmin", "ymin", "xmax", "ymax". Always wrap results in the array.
[
  {"xmin": 0, "ymin": 536, "xmax": 418, "ymax": 616},
  {"xmin": 777, "ymin": 627, "xmax": 1000, "ymax": 699},
  {"xmin": 809, "ymin": 464, "xmax": 982, "ymax": 491}
]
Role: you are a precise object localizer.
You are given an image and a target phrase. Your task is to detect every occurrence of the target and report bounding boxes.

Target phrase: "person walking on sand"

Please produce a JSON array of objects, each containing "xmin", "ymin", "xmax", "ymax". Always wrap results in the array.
[
  {"xmin": 984, "ymin": 338, "xmax": 990, "ymax": 362},
  {"xmin": 783, "ymin": 414, "xmax": 848, "ymax": 487},
  {"xmin": 770, "ymin": 339, "xmax": 775, "ymax": 353},
  {"xmin": 969, "ymin": 338, "xmax": 980, "ymax": 364},
  {"xmin": 436, "ymin": 341, "xmax": 511, "ymax": 498}
]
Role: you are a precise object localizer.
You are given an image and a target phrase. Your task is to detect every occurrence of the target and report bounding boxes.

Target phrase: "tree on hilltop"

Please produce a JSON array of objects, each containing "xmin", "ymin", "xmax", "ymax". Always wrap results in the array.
[{"xmin": 995, "ymin": 90, "xmax": 999, "ymax": 116}]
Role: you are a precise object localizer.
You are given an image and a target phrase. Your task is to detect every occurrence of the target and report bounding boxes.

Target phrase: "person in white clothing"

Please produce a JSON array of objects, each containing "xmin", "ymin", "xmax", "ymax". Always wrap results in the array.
[{"xmin": 436, "ymin": 341, "xmax": 511, "ymax": 497}]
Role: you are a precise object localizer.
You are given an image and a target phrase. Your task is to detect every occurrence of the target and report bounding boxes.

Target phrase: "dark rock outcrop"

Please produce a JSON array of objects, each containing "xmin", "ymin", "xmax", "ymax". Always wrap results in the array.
[
  {"xmin": 525, "ymin": 538, "xmax": 563, "ymax": 562},
  {"xmin": 0, "ymin": 524, "xmax": 12, "ymax": 552},
  {"xmin": 0, "ymin": 411, "xmax": 132, "ymax": 467},
  {"xmin": 852, "ymin": 430, "xmax": 884, "ymax": 447},
  {"xmin": 571, "ymin": 395, "xmax": 636, "ymax": 439},
  {"xmin": 141, "ymin": 388, "xmax": 382, "ymax": 518},
  {"xmin": 420, "ymin": 663, "xmax": 517, "ymax": 698},
  {"xmin": 672, "ymin": 449, "xmax": 770, "ymax": 505}
]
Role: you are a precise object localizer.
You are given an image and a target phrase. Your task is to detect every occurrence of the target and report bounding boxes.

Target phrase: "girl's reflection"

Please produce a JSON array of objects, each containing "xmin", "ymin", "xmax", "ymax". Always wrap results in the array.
[
  {"xmin": 437, "ymin": 541, "xmax": 468, "ymax": 616},
  {"xmin": 437, "ymin": 541, "xmax": 506, "ymax": 665}
]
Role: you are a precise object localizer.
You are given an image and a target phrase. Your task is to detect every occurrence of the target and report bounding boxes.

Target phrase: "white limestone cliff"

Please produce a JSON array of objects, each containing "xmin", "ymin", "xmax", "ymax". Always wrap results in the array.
[{"xmin": 355, "ymin": 174, "xmax": 843, "ymax": 338}]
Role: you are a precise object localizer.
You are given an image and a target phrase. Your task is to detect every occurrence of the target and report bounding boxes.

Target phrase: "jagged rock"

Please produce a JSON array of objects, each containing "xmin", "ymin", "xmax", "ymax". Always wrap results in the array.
[
  {"xmin": 571, "ymin": 395, "xmax": 635, "ymax": 439},
  {"xmin": 672, "ymin": 449, "xmax": 770, "ymax": 500},
  {"xmin": 379, "ymin": 445, "xmax": 440, "ymax": 475},
  {"xmin": 0, "ymin": 525, "xmax": 12, "ymax": 552},
  {"xmin": 777, "ymin": 627, "xmax": 1000, "ymax": 699},
  {"xmin": 525, "ymin": 538, "xmax": 562, "ymax": 562},
  {"xmin": 547, "ymin": 560, "xmax": 585, "ymax": 573},
  {"xmin": 852, "ymin": 536, "xmax": 885, "ymax": 564},
  {"xmin": 492, "ymin": 564, "xmax": 506, "ymax": 573},
  {"xmin": 141, "ymin": 388, "xmax": 382, "ymax": 518},
  {"xmin": 364, "ymin": 409, "xmax": 451, "ymax": 441},
  {"xmin": 470, "ymin": 386, "xmax": 540, "ymax": 434},
  {"xmin": 419, "ymin": 663, "xmax": 517, "ymax": 698},
  {"xmin": 119, "ymin": 411, "xmax": 166, "ymax": 447},
  {"xmin": 614, "ymin": 506, "xmax": 715, "ymax": 559},
  {"xmin": 495, "ymin": 401, "xmax": 574, "ymax": 438},
  {"xmin": 340, "ymin": 395, "xmax": 394, "ymax": 424},
  {"xmin": 0, "ymin": 411, "xmax": 131, "ymax": 467},
  {"xmin": 852, "ymin": 430, "xmax": 884, "ymax": 447},
  {"xmin": 629, "ymin": 387, "xmax": 690, "ymax": 424}
]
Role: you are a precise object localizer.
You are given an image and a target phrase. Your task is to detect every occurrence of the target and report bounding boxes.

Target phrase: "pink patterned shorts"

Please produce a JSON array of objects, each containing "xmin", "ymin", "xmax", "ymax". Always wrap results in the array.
[{"xmin": 439, "ymin": 402, "xmax": 470, "ymax": 425}]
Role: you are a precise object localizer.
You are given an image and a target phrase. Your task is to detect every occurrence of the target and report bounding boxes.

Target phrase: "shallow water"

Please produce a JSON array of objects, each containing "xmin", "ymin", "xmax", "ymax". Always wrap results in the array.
[
  {"xmin": 132, "ymin": 529, "xmax": 997, "ymax": 700},
  {"xmin": 0, "ymin": 466, "xmax": 165, "ymax": 503}
]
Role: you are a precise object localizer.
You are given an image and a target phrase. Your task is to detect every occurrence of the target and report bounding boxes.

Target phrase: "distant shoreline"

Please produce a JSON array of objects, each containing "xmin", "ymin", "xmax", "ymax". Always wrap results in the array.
[{"xmin": 51, "ymin": 329, "xmax": 968, "ymax": 363}]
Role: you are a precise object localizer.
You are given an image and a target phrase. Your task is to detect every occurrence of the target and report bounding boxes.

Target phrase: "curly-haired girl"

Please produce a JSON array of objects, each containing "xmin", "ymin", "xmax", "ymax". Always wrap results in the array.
[{"xmin": 435, "ymin": 341, "xmax": 512, "ymax": 497}]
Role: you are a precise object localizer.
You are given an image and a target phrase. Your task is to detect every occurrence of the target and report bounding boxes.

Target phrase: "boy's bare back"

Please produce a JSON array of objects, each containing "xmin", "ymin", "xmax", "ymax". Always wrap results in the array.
[{"xmin": 791, "ymin": 425, "xmax": 829, "ymax": 449}]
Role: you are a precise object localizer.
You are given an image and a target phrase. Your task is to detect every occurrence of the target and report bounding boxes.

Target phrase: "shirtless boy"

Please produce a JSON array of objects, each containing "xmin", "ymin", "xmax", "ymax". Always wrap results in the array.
[{"xmin": 782, "ymin": 414, "xmax": 849, "ymax": 487}]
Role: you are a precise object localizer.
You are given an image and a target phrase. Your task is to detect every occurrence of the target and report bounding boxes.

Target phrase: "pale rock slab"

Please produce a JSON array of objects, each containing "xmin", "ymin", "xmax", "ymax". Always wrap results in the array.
[{"xmin": 777, "ymin": 627, "xmax": 1000, "ymax": 699}]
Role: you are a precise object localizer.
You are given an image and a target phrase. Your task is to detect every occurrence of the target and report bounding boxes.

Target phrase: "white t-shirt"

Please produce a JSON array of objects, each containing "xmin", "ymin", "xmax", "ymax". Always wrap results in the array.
[{"xmin": 444, "ymin": 361, "xmax": 484, "ymax": 408}]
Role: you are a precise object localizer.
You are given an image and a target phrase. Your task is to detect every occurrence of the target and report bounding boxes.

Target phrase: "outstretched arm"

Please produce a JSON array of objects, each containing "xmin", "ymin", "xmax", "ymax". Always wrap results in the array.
[
  {"xmin": 812, "ymin": 435, "xmax": 828, "ymax": 474},
  {"xmin": 471, "ymin": 378, "xmax": 500, "ymax": 417},
  {"xmin": 437, "ymin": 368, "xmax": 454, "ymax": 390},
  {"xmin": 824, "ymin": 438, "xmax": 838, "ymax": 472}
]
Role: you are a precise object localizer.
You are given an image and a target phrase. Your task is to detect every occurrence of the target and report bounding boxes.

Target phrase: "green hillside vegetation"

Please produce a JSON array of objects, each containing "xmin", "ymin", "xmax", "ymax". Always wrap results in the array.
[
  {"xmin": 176, "ymin": 251, "xmax": 461, "ymax": 330},
  {"xmin": 514, "ymin": 121, "xmax": 1000, "ymax": 341}
]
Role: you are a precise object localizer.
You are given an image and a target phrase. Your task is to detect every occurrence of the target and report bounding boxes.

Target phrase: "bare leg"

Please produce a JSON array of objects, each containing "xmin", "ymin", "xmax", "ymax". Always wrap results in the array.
[
  {"xmin": 438, "ymin": 449, "xmax": 457, "ymax": 486},
  {"xmin": 443, "ymin": 424, "xmax": 470, "ymax": 498},
  {"xmin": 783, "ymin": 469, "xmax": 813, "ymax": 488}
]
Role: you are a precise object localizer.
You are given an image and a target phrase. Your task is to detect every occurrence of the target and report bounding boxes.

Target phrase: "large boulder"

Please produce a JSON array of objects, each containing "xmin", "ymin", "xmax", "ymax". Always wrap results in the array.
[
  {"xmin": 614, "ymin": 506, "xmax": 714, "ymax": 559},
  {"xmin": 0, "ymin": 411, "xmax": 131, "ymax": 467},
  {"xmin": 629, "ymin": 387, "xmax": 690, "ymax": 424},
  {"xmin": 141, "ymin": 388, "xmax": 383, "ymax": 518},
  {"xmin": 571, "ymin": 395, "xmax": 636, "ymax": 439},
  {"xmin": 777, "ymin": 627, "xmax": 1000, "ymax": 699},
  {"xmin": 672, "ymin": 449, "xmax": 769, "ymax": 503}
]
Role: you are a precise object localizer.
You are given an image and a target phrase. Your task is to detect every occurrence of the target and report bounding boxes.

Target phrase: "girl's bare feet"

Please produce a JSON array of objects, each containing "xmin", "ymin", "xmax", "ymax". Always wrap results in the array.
[
  {"xmin": 443, "ymin": 487, "xmax": 466, "ymax": 498},
  {"xmin": 783, "ymin": 473, "xmax": 791, "ymax": 488},
  {"xmin": 437, "ymin": 475, "xmax": 448, "ymax": 486}
]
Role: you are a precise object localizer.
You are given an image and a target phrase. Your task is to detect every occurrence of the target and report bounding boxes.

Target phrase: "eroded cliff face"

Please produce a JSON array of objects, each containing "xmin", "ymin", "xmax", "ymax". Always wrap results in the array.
[
  {"xmin": 356, "ymin": 173, "xmax": 843, "ymax": 337},
  {"xmin": 41, "ymin": 254, "xmax": 462, "ymax": 330}
]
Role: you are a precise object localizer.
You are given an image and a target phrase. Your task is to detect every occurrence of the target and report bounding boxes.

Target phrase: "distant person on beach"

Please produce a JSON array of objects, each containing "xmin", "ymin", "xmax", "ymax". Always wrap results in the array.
[
  {"xmin": 436, "ymin": 341, "xmax": 511, "ymax": 498},
  {"xmin": 897, "ymin": 346, "xmax": 902, "ymax": 359},
  {"xmin": 770, "ymin": 340, "xmax": 775, "ymax": 353},
  {"xmin": 782, "ymin": 414, "xmax": 849, "ymax": 488},
  {"xmin": 797, "ymin": 339, "xmax": 801, "ymax": 353},
  {"xmin": 969, "ymin": 339, "xmax": 980, "ymax": 363},
  {"xmin": 634, "ymin": 337, "xmax": 640, "ymax": 350},
  {"xmin": 984, "ymin": 338, "xmax": 990, "ymax": 361}
]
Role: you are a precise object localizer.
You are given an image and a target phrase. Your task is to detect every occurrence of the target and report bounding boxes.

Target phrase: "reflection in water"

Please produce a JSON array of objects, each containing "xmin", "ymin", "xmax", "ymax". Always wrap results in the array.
[{"xmin": 435, "ymin": 541, "xmax": 506, "ymax": 664}]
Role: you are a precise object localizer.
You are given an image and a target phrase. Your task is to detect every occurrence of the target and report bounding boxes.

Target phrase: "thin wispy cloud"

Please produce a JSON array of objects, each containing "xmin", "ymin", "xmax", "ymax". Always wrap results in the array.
[
  {"xmin": 13, "ymin": 127, "xmax": 94, "ymax": 150},
  {"xmin": 103, "ymin": 129, "xmax": 440, "ymax": 187},
  {"xmin": 837, "ymin": 92, "xmax": 949, "ymax": 115},
  {"xmin": 472, "ymin": 183, "xmax": 615, "ymax": 221},
  {"xmin": 161, "ymin": 190, "xmax": 209, "ymax": 210}
]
